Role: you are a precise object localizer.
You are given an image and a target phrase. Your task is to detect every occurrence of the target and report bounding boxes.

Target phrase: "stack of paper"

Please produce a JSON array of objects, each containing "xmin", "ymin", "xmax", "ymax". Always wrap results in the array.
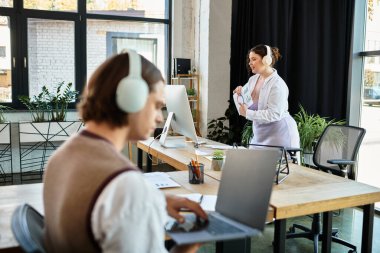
[{"xmin": 143, "ymin": 172, "xmax": 181, "ymax": 189}]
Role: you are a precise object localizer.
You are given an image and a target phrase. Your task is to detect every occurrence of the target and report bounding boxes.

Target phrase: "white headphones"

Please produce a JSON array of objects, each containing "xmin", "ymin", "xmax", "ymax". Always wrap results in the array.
[
  {"xmin": 116, "ymin": 50, "xmax": 149, "ymax": 113},
  {"xmin": 262, "ymin": 45, "xmax": 273, "ymax": 66}
]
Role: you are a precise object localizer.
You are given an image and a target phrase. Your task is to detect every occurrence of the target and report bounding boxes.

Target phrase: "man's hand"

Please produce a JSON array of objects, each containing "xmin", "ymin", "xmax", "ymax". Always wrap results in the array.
[
  {"xmin": 239, "ymin": 103, "xmax": 248, "ymax": 117},
  {"xmin": 165, "ymin": 195, "xmax": 207, "ymax": 223}
]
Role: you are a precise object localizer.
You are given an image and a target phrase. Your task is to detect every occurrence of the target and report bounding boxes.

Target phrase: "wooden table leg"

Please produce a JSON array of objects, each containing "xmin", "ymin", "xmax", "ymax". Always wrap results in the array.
[
  {"xmin": 137, "ymin": 148, "xmax": 143, "ymax": 170},
  {"xmin": 146, "ymin": 153, "xmax": 152, "ymax": 172},
  {"xmin": 322, "ymin": 211, "xmax": 332, "ymax": 253},
  {"xmin": 362, "ymin": 204, "xmax": 374, "ymax": 253},
  {"xmin": 274, "ymin": 219, "xmax": 286, "ymax": 253}
]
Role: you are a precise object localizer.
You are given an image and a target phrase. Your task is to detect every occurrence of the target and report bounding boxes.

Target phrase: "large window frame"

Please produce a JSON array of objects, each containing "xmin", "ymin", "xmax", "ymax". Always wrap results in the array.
[{"xmin": 0, "ymin": 0, "xmax": 172, "ymax": 108}]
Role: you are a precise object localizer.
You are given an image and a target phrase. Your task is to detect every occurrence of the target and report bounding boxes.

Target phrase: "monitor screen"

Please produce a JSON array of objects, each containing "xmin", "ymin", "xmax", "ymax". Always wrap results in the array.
[{"xmin": 159, "ymin": 85, "xmax": 199, "ymax": 147}]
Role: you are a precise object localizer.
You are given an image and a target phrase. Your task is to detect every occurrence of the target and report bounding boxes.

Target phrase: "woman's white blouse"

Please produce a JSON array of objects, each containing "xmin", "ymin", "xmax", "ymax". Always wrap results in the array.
[{"xmin": 244, "ymin": 70, "xmax": 290, "ymax": 124}]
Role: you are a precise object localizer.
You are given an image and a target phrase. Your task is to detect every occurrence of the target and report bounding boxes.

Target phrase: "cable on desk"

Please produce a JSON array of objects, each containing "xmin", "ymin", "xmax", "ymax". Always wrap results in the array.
[{"xmin": 147, "ymin": 133, "xmax": 162, "ymax": 164}]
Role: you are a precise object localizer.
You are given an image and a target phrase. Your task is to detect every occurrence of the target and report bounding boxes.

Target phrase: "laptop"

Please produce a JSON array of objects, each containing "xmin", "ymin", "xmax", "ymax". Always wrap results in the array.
[{"xmin": 165, "ymin": 149, "xmax": 281, "ymax": 244}]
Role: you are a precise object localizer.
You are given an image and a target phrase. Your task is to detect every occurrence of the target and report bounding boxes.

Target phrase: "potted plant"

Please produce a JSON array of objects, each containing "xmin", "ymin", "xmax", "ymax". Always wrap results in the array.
[
  {"xmin": 207, "ymin": 116, "xmax": 230, "ymax": 144},
  {"xmin": 46, "ymin": 82, "xmax": 78, "ymax": 122},
  {"xmin": 17, "ymin": 82, "xmax": 82, "ymax": 182},
  {"xmin": 19, "ymin": 88, "xmax": 50, "ymax": 122},
  {"xmin": 186, "ymin": 88, "xmax": 196, "ymax": 97},
  {"xmin": 0, "ymin": 105, "xmax": 12, "ymax": 183},
  {"xmin": 211, "ymin": 149, "xmax": 225, "ymax": 171},
  {"xmin": 294, "ymin": 105, "xmax": 345, "ymax": 165},
  {"xmin": 241, "ymin": 120, "xmax": 253, "ymax": 146}
]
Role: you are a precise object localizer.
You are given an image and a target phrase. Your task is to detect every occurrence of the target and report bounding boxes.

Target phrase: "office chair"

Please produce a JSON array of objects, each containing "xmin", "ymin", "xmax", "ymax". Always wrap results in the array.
[
  {"xmin": 287, "ymin": 124, "xmax": 366, "ymax": 253},
  {"xmin": 11, "ymin": 203, "xmax": 46, "ymax": 253}
]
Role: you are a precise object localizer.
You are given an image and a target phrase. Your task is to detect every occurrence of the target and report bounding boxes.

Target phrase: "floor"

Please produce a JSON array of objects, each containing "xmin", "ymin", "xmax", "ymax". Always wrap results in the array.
[{"xmin": 197, "ymin": 208, "xmax": 380, "ymax": 253}]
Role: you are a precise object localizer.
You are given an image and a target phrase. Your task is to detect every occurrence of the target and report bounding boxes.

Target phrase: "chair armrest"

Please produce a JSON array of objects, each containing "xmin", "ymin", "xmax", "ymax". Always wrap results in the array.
[
  {"xmin": 327, "ymin": 159, "xmax": 356, "ymax": 166},
  {"xmin": 285, "ymin": 147, "xmax": 302, "ymax": 164},
  {"xmin": 285, "ymin": 147, "xmax": 302, "ymax": 154}
]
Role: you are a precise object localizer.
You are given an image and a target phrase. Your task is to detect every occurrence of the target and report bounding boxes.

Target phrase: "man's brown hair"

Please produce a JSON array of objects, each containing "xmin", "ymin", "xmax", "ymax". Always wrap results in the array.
[{"xmin": 78, "ymin": 53, "xmax": 164, "ymax": 127}]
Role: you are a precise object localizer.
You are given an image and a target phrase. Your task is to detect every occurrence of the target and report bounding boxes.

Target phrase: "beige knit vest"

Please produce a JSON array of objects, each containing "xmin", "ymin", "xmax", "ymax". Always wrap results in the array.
[{"xmin": 43, "ymin": 131, "xmax": 137, "ymax": 253}]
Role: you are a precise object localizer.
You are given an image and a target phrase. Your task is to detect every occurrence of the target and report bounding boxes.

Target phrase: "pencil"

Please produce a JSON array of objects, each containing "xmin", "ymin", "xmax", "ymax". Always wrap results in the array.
[{"xmin": 190, "ymin": 159, "xmax": 198, "ymax": 179}]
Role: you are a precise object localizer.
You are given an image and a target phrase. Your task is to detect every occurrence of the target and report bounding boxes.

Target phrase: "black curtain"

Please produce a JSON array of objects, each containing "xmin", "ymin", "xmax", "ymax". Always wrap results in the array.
[{"xmin": 230, "ymin": 0, "xmax": 354, "ymax": 121}]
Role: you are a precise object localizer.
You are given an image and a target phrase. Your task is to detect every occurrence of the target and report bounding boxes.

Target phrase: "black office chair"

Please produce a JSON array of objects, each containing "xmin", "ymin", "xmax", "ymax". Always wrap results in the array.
[
  {"xmin": 11, "ymin": 203, "xmax": 46, "ymax": 253},
  {"xmin": 286, "ymin": 124, "xmax": 366, "ymax": 253}
]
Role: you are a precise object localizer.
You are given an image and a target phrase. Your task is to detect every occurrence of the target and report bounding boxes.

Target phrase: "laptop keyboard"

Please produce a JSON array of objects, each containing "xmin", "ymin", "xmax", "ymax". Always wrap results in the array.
[{"xmin": 206, "ymin": 215, "xmax": 244, "ymax": 235}]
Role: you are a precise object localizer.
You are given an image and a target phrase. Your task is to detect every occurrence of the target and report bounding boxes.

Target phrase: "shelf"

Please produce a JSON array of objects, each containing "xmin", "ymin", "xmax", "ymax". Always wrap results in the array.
[{"xmin": 171, "ymin": 74, "xmax": 201, "ymax": 136}]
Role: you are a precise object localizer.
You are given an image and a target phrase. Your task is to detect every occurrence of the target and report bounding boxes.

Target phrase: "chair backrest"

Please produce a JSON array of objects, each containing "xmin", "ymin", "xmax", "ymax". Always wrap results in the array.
[
  {"xmin": 313, "ymin": 124, "xmax": 366, "ymax": 179},
  {"xmin": 11, "ymin": 203, "xmax": 46, "ymax": 253}
]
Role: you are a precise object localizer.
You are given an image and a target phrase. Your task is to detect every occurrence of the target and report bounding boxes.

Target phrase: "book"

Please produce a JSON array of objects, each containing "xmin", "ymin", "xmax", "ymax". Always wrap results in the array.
[{"xmin": 233, "ymin": 85, "xmax": 253, "ymax": 115}]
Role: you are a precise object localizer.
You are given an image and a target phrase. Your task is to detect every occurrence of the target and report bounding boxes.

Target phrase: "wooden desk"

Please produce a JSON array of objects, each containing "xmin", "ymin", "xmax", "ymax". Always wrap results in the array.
[
  {"xmin": 0, "ymin": 172, "xmax": 229, "ymax": 251},
  {"xmin": 137, "ymin": 138, "xmax": 380, "ymax": 253},
  {"xmin": 137, "ymin": 137, "xmax": 229, "ymax": 173},
  {"xmin": 0, "ymin": 183, "xmax": 43, "ymax": 252},
  {"xmin": 271, "ymin": 164, "xmax": 380, "ymax": 253}
]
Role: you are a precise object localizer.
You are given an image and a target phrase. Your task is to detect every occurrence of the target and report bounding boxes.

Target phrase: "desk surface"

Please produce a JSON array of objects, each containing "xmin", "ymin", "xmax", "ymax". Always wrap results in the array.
[
  {"xmin": 271, "ymin": 164, "xmax": 380, "ymax": 219},
  {"xmin": 0, "ymin": 183, "xmax": 44, "ymax": 250},
  {"xmin": 0, "ymin": 171, "xmax": 238, "ymax": 250},
  {"xmin": 138, "ymin": 137, "xmax": 380, "ymax": 220},
  {"xmin": 137, "ymin": 137, "xmax": 229, "ymax": 172}
]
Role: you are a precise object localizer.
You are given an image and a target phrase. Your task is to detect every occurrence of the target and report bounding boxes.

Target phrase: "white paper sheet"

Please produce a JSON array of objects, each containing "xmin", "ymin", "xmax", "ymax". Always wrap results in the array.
[
  {"xmin": 200, "ymin": 195, "xmax": 217, "ymax": 212},
  {"xmin": 143, "ymin": 172, "xmax": 181, "ymax": 189},
  {"xmin": 177, "ymin": 193, "xmax": 203, "ymax": 203}
]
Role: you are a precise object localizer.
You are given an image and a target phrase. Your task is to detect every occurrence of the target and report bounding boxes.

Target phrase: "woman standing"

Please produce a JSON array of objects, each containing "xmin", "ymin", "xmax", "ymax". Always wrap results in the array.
[{"xmin": 234, "ymin": 44, "xmax": 300, "ymax": 148}]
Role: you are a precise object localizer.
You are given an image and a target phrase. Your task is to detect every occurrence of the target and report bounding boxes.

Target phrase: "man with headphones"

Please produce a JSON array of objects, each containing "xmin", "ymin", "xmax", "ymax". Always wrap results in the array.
[
  {"xmin": 233, "ymin": 44, "xmax": 300, "ymax": 148},
  {"xmin": 43, "ymin": 50, "xmax": 207, "ymax": 253}
]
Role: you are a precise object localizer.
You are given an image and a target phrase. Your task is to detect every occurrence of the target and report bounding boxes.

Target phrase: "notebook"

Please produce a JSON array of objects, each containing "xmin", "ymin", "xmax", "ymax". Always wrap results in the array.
[{"xmin": 165, "ymin": 149, "xmax": 281, "ymax": 244}]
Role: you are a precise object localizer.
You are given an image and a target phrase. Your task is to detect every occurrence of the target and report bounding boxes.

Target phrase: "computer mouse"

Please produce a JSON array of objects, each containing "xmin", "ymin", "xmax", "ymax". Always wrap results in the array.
[{"xmin": 195, "ymin": 216, "xmax": 209, "ymax": 228}]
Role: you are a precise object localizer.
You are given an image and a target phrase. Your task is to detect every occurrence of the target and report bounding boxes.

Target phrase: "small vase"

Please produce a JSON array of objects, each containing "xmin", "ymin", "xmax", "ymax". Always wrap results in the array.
[{"xmin": 211, "ymin": 159, "xmax": 224, "ymax": 171}]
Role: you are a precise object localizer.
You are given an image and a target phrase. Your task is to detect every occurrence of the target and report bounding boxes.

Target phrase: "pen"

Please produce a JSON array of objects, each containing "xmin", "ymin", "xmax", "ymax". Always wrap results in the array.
[
  {"xmin": 190, "ymin": 160, "xmax": 198, "ymax": 180},
  {"xmin": 199, "ymin": 195, "xmax": 203, "ymax": 204}
]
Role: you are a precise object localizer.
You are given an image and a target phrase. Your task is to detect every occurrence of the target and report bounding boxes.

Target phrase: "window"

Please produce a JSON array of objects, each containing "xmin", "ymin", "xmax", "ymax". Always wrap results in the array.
[
  {"xmin": 87, "ymin": 0, "xmax": 168, "ymax": 19},
  {"xmin": 23, "ymin": 0, "xmax": 77, "ymax": 12},
  {"xmin": 27, "ymin": 18, "xmax": 75, "ymax": 98},
  {"xmin": 0, "ymin": 15, "xmax": 11, "ymax": 102},
  {"xmin": 87, "ymin": 20, "xmax": 166, "ymax": 78},
  {"xmin": 0, "ymin": 0, "xmax": 171, "ymax": 107},
  {"xmin": 354, "ymin": 0, "xmax": 380, "ymax": 210},
  {"xmin": 0, "ymin": 0, "xmax": 12, "ymax": 8}
]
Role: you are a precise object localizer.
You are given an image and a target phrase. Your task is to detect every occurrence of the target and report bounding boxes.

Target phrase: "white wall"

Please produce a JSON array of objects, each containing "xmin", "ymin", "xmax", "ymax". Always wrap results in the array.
[{"xmin": 172, "ymin": 0, "xmax": 231, "ymax": 136}]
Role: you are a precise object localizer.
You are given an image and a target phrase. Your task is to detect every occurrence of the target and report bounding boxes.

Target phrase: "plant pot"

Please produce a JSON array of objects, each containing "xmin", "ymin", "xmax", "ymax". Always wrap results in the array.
[
  {"xmin": 302, "ymin": 152, "xmax": 315, "ymax": 167},
  {"xmin": 18, "ymin": 120, "xmax": 84, "ymax": 182},
  {"xmin": 211, "ymin": 159, "xmax": 224, "ymax": 171}
]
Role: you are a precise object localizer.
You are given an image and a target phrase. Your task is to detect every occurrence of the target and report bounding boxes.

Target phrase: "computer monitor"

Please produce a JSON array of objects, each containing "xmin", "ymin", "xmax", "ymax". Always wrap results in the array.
[{"xmin": 159, "ymin": 85, "xmax": 200, "ymax": 148}]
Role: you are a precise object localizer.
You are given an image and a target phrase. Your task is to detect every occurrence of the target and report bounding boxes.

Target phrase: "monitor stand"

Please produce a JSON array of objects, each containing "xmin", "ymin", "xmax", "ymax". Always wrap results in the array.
[{"xmin": 159, "ymin": 112, "xmax": 187, "ymax": 148}]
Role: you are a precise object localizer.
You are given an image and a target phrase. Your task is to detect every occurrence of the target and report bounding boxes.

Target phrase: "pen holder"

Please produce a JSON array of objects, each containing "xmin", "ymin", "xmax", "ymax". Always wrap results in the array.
[{"xmin": 188, "ymin": 163, "xmax": 204, "ymax": 184}]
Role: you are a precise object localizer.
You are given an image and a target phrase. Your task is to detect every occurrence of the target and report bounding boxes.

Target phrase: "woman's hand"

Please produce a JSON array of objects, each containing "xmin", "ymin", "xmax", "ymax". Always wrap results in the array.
[
  {"xmin": 165, "ymin": 195, "xmax": 208, "ymax": 223},
  {"xmin": 233, "ymin": 86, "xmax": 243, "ymax": 95},
  {"xmin": 239, "ymin": 103, "xmax": 248, "ymax": 117}
]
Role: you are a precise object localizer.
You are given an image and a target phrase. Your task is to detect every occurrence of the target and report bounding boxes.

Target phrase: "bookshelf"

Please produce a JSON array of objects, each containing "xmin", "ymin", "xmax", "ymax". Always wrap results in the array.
[{"xmin": 170, "ymin": 74, "xmax": 201, "ymax": 136}]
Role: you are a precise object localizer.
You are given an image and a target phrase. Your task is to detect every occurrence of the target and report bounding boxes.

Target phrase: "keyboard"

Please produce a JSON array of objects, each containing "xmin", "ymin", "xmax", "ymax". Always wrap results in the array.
[{"xmin": 206, "ymin": 215, "xmax": 244, "ymax": 235}]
